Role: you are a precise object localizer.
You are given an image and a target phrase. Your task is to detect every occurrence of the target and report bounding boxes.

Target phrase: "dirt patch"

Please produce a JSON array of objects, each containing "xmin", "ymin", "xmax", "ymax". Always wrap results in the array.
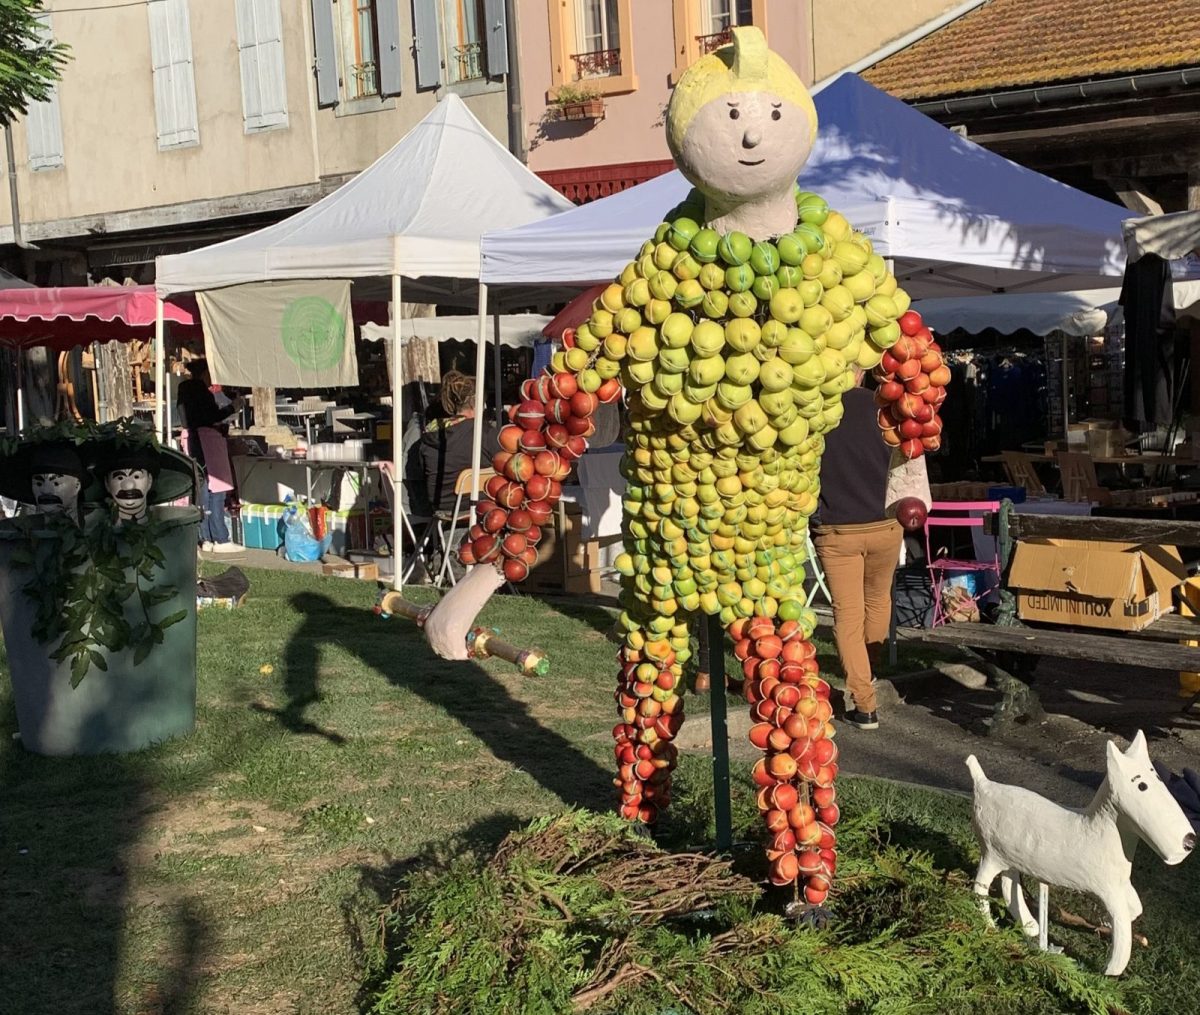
[{"xmin": 127, "ymin": 794, "xmax": 300, "ymax": 867}]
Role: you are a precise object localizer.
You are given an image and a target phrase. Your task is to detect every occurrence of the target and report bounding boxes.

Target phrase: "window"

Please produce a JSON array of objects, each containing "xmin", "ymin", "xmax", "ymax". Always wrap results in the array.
[
  {"xmin": 340, "ymin": 0, "xmax": 380, "ymax": 99},
  {"xmin": 546, "ymin": 0, "xmax": 636, "ymax": 97},
  {"xmin": 25, "ymin": 14, "xmax": 63, "ymax": 170},
  {"xmin": 441, "ymin": 0, "xmax": 486, "ymax": 83},
  {"xmin": 671, "ymin": 0, "xmax": 767, "ymax": 83},
  {"xmin": 701, "ymin": 0, "xmax": 753, "ymax": 52},
  {"xmin": 235, "ymin": 0, "xmax": 288, "ymax": 132},
  {"xmin": 147, "ymin": 0, "xmax": 200, "ymax": 149}
]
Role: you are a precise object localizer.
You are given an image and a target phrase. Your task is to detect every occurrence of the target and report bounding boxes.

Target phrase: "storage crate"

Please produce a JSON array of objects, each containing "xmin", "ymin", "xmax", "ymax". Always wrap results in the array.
[
  {"xmin": 326, "ymin": 509, "xmax": 366, "ymax": 556},
  {"xmin": 241, "ymin": 503, "xmax": 285, "ymax": 550}
]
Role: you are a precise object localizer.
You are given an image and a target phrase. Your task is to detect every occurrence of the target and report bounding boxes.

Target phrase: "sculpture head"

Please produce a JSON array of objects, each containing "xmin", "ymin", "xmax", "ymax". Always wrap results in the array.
[
  {"xmin": 667, "ymin": 26, "xmax": 817, "ymax": 211},
  {"xmin": 29, "ymin": 443, "xmax": 86, "ymax": 517},
  {"xmin": 102, "ymin": 445, "xmax": 158, "ymax": 522},
  {"xmin": 1107, "ymin": 730, "xmax": 1195, "ymax": 865}
]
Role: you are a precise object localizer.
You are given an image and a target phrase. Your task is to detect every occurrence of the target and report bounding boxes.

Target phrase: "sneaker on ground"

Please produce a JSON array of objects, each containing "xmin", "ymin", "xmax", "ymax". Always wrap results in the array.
[
  {"xmin": 199, "ymin": 541, "xmax": 215, "ymax": 552},
  {"xmin": 210, "ymin": 542, "xmax": 244, "ymax": 554},
  {"xmin": 845, "ymin": 709, "xmax": 879, "ymax": 730}
]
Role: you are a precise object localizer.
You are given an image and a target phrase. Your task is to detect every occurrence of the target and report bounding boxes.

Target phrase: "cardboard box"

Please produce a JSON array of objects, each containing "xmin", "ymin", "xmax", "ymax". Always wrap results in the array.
[
  {"xmin": 321, "ymin": 561, "xmax": 379, "ymax": 581},
  {"xmin": 1009, "ymin": 538, "xmax": 1186, "ymax": 631},
  {"xmin": 527, "ymin": 501, "xmax": 604, "ymax": 595}
]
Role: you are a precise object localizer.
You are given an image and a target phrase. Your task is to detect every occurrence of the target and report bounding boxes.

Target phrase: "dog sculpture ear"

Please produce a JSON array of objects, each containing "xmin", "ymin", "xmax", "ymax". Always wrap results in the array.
[
  {"xmin": 1125, "ymin": 729, "xmax": 1149, "ymax": 759},
  {"xmin": 1106, "ymin": 738, "xmax": 1128, "ymax": 777}
]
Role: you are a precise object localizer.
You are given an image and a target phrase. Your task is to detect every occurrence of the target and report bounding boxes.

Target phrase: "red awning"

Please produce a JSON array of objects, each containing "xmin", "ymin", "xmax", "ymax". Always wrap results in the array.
[
  {"xmin": 542, "ymin": 283, "xmax": 606, "ymax": 339},
  {"xmin": 0, "ymin": 285, "xmax": 199, "ymax": 351}
]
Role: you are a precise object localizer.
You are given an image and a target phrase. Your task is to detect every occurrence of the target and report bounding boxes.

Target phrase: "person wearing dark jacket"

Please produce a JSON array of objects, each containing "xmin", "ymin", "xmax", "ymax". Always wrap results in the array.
[
  {"xmin": 177, "ymin": 358, "xmax": 242, "ymax": 552},
  {"xmin": 419, "ymin": 371, "xmax": 501, "ymax": 516},
  {"xmin": 811, "ymin": 371, "xmax": 901, "ymax": 730}
]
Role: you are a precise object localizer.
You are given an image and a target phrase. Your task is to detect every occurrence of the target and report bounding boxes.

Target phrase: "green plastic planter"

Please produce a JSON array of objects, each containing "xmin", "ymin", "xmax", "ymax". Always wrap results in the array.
[{"xmin": 0, "ymin": 505, "xmax": 201, "ymax": 756}]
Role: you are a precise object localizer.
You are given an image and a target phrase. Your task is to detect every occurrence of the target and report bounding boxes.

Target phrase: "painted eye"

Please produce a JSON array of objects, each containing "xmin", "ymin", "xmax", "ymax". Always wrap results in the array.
[
  {"xmin": 729, "ymin": 108, "xmax": 740, "ymax": 120},
  {"xmin": 1138, "ymin": 782, "xmax": 1148, "ymax": 792},
  {"xmin": 771, "ymin": 109, "xmax": 781, "ymax": 120}
]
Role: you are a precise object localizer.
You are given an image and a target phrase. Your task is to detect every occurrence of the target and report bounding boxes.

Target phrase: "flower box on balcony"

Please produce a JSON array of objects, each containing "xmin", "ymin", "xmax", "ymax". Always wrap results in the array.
[{"xmin": 560, "ymin": 97, "xmax": 606, "ymax": 122}]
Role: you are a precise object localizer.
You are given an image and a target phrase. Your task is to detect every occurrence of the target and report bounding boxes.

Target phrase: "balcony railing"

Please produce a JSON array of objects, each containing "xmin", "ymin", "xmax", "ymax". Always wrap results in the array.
[
  {"xmin": 350, "ymin": 61, "xmax": 378, "ymax": 99},
  {"xmin": 571, "ymin": 48, "xmax": 621, "ymax": 79},
  {"xmin": 696, "ymin": 29, "xmax": 733, "ymax": 55},
  {"xmin": 453, "ymin": 41, "xmax": 483, "ymax": 81}
]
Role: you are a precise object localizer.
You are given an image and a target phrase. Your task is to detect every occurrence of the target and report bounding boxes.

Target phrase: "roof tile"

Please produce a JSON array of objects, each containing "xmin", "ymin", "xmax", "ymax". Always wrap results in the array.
[{"xmin": 863, "ymin": 0, "xmax": 1200, "ymax": 101}]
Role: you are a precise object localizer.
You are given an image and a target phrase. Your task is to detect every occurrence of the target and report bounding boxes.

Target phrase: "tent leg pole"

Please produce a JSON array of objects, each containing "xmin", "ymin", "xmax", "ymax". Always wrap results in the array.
[
  {"xmin": 471, "ymin": 284, "xmax": 489, "ymax": 504},
  {"xmin": 492, "ymin": 308, "xmax": 502, "ymax": 428},
  {"xmin": 16, "ymin": 348, "xmax": 25, "ymax": 434},
  {"xmin": 154, "ymin": 296, "xmax": 165, "ymax": 440},
  {"xmin": 391, "ymin": 274, "xmax": 405, "ymax": 591},
  {"xmin": 1061, "ymin": 332, "xmax": 1070, "ymax": 437}
]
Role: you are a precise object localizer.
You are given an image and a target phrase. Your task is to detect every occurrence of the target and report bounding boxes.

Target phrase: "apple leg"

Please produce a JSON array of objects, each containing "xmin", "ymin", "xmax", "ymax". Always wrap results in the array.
[{"xmin": 420, "ymin": 564, "xmax": 507, "ymax": 660}]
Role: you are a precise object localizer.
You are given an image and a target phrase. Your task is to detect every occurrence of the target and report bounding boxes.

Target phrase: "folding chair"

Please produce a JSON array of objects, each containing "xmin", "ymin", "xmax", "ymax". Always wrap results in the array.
[
  {"xmin": 434, "ymin": 467, "xmax": 495, "ymax": 587},
  {"xmin": 804, "ymin": 529, "xmax": 832, "ymax": 607},
  {"xmin": 1057, "ymin": 451, "xmax": 1100, "ymax": 503},
  {"xmin": 924, "ymin": 500, "xmax": 1002, "ymax": 628},
  {"xmin": 1001, "ymin": 451, "xmax": 1046, "ymax": 495}
]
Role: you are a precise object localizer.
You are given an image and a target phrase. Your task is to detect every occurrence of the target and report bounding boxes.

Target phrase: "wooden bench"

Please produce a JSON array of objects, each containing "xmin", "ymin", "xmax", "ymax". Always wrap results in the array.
[{"xmin": 887, "ymin": 505, "xmax": 1200, "ymax": 727}]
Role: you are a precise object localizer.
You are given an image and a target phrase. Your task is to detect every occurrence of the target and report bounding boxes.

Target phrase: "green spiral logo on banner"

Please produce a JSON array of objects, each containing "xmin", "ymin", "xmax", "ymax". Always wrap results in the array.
[{"xmin": 281, "ymin": 296, "xmax": 345, "ymax": 371}]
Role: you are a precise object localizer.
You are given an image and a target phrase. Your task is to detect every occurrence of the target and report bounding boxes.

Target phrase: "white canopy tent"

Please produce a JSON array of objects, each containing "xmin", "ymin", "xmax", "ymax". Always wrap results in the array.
[
  {"xmin": 154, "ymin": 95, "xmax": 573, "ymax": 585},
  {"xmin": 1123, "ymin": 210, "xmax": 1200, "ymax": 266},
  {"xmin": 360, "ymin": 313, "xmax": 552, "ymax": 348},
  {"xmin": 481, "ymin": 73, "xmax": 1131, "ymax": 298}
]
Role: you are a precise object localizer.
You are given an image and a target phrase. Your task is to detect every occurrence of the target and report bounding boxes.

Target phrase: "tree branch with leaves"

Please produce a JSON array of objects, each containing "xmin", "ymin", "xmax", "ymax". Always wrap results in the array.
[{"xmin": 0, "ymin": 0, "xmax": 69, "ymax": 126}]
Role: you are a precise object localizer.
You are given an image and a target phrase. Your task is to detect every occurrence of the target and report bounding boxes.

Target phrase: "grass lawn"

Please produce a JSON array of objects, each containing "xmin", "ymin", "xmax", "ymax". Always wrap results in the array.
[{"xmin": 0, "ymin": 568, "xmax": 1196, "ymax": 1014}]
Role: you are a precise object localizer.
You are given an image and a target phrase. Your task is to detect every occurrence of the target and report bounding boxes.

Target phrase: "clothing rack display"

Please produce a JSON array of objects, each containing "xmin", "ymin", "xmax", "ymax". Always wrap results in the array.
[{"xmin": 937, "ymin": 347, "xmax": 1047, "ymax": 474}]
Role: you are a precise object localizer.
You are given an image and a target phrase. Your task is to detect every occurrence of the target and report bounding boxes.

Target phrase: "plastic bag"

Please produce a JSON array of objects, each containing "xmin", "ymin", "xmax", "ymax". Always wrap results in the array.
[{"xmin": 282, "ymin": 503, "xmax": 332, "ymax": 562}]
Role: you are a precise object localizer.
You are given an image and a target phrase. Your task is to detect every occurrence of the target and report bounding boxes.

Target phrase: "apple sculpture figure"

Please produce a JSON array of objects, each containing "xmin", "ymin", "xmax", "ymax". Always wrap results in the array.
[{"xmin": 414, "ymin": 28, "xmax": 946, "ymax": 899}]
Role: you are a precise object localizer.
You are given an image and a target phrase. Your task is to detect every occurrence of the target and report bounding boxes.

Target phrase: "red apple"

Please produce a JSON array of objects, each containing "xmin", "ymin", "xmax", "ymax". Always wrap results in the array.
[
  {"xmin": 534, "ymin": 450, "xmax": 561, "ymax": 477},
  {"xmin": 458, "ymin": 541, "xmax": 476, "ymax": 565},
  {"xmin": 482, "ymin": 507, "xmax": 508, "ymax": 532},
  {"xmin": 519, "ymin": 428, "xmax": 547, "ymax": 453},
  {"xmin": 570, "ymin": 391, "xmax": 598, "ymax": 418},
  {"xmin": 473, "ymin": 533, "xmax": 500, "ymax": 563},
  {"xmin": 505, "ymin": 452, "xmax": 535, "ymax": 484},
  {"xmin": 906, "ymin": 372, "xmax": 930, "ymax": 395},
  {"xmin": 899, "ymin": 418, "xmax": 923, "ymax": 440},
  {"xmin": 896, "ymin": 358, "xmax": 922, "ymax": 382},
  {"xmin": 515, "ymin": 399, "xmax": 545, "ymax": 430},
  {"xmin": 492, "ymin": 451, "xmax": 512, "ymax": 475},
  {"xmin": 498, "ymin": 425, "xmax": 523, "ymax": 453},
  {"xmin": 507, "ymin": 508, "xmax": 532, "ymax": 532},
  {"xmin": 545, "ymin": 423, "xmax": 570, "ymax": 449},
  {"xmin": 497, "ymin": 483, "xmax": 525, "ymax": 508},
  {"xmin": 596, "ymin": 377, "xmax": 621, "ymax": 403},
  {"xmin": 485, "ymin": 474, "xmax": 508, "ymax": 501},
  {"xmin": 879, "ymin": 379, "xmax": 904, "ymax": 402},
  {"xmin": 550, "ymin": 371, "xmax": 578, "ymax": 399},
  {"xmin": 565, "ymin": 415, "xmax": 596, "ymax": 438},
  {"xmin": 526, "ymin": 499, "xmax": 552, "ymax": 526},
  {"xmin": 533, "ymin": 374, "xmax": 554, "ymax": 403},
  {"xmin": 546, "ymin": 398, "xmax": 571, "ymax": 425},
  {"xmin": 898, "ymin": 310, "xmax": 923, "ymax": 336},
  {"xmin": 900, "ymin": 438, "xmax": 923, "ymax": 460},
  {"xmin": 503, "ymin": 557, "xmax": 529, "ymax": 582}
]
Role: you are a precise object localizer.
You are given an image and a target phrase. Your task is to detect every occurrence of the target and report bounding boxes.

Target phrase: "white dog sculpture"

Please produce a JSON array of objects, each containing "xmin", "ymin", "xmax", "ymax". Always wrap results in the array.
[{"xmin": 967, "ymin": 730, "xmax": 1195, "ymax": 976}]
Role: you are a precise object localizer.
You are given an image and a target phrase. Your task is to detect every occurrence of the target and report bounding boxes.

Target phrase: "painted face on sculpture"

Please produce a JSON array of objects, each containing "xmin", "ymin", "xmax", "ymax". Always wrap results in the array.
[
  {"xmin": 677, "ymin": 90, "xmax": 813, "ymax": 204},
  {"xmin": 105, "ymin": 468, "xmax": 153, "ymax": 521},
  {"xmin": 31, "ymin": 472, "xmax": 82, "ymax": 515}
]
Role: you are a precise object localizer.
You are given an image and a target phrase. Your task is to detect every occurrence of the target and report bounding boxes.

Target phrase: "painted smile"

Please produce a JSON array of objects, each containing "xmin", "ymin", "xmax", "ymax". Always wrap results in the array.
[{"xmin": 738, "ymin": 158, "xmax": 764, "ymax": 166}]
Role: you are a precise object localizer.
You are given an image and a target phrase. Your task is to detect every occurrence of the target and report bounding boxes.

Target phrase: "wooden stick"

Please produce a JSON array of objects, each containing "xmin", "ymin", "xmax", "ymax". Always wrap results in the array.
[{"xmin": 1055, "ymin": 906, "xmax": 1149, "ymax": 948}]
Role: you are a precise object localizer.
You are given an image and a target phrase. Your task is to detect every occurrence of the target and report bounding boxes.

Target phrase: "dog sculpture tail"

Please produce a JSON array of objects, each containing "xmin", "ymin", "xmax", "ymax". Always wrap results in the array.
[{"xmin": 965, "ymin": 755, "xmax": 987, "ymax": 787}]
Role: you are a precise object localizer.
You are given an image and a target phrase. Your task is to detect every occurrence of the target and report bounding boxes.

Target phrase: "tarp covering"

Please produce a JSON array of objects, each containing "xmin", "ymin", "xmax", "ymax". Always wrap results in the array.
[
  {"xmin": 0, "ymin": 285, "xmax": 197, "ymax": 351},
  {"xmin": 481, "ymin": 74, "xmax": 1131, "ymax": 297},
  {"xmin": 360, "ymin": 313, "xmax": 553, "ymax": 348},
  {"xmin": 197, "ymin": 280, "xmax": 358, "ymax": 388},
  {"xmin": 155, "ymin": 95, "xmax": 574, "ymax": 295}
]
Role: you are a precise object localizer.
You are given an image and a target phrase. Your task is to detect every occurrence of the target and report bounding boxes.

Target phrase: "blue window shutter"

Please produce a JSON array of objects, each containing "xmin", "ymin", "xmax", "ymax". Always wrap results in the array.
[
  {"xmin": 309, "ymin": 0, "xmax": 339, "ymax": 108},
  {"xmin": 147, "ymin": 0, "xmax": 200, "ymax": 149},
  {"xmin": 412, "ymin": 0, "xmax": 441, "ymax": 90},
  {"xmin": 25, "ymin": 14, "xmax": 64, "ymax": 170},
  {"xmin": 376, "ymin": 1, "xmax": 403, "ymax": 97},
  {"xmin": 237, "ymin": 0, "xmax": 289, "ymax": 131},
  {"xmin": 483, "ymin": 0, "xmax": 508, "ymax": 78}
]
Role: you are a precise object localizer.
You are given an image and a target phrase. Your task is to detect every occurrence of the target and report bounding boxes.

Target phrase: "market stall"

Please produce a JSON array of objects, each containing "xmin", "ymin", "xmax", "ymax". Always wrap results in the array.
[
  {"xmin": 0, "ymin": 285, "xmax": 198, "ymax": 432},
  {"xmin": 155, "ymin": 95, "xmax": 573, "ymax": 583}
]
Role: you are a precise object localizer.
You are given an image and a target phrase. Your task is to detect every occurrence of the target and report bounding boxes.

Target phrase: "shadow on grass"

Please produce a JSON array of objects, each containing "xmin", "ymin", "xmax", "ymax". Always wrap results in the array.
[
  {"xmin": 275, "ymin": 592, "xmax": 614, "ymax": 812},
  {"xmin": 0, "ymin": 707, "xmax": 213, "ymax": 1015}
]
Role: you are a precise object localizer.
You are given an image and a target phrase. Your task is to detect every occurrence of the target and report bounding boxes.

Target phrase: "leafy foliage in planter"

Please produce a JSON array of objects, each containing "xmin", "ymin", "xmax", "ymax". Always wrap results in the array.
[
  {"xmin": 3, "ymin": 420, "xmax": 186, "ymax": 685},
  {"xmin": 367, "ymin": 810, "xmax": 1124, "ymax": 1015}
]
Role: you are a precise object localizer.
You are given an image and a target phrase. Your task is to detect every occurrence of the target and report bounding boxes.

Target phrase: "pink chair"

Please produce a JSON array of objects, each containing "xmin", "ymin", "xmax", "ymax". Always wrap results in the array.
[{"xmin": 924, "ymin": 500, "xmax": 1003, "ymax": 628}]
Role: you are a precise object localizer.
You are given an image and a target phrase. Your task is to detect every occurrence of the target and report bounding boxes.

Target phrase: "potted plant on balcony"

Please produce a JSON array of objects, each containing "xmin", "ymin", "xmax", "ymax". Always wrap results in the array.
[
  {"xmin": 552, "ymin": 83, "xmax": 605, "ymax": 122},
  {"xmin": 0, "ymin": 420, "xmax": 202, "ymax": 756}
]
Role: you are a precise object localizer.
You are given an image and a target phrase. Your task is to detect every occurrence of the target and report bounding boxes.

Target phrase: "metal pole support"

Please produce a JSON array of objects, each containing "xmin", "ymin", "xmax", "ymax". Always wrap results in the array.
[{"xmin": 707, "ymin": 612, "xmax": 733, "ymax": 853}]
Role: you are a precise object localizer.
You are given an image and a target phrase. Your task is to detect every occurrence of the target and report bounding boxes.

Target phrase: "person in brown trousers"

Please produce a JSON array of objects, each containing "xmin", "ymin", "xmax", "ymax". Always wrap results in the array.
[{"xmin": 811, "ymin": 370, "xmax": 902, "ymax": 729}]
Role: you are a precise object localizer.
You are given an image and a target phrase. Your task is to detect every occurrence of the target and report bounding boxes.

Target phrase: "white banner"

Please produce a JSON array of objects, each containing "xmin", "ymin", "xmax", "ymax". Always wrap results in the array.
[{"xmin": 197, "ymin": 280, "xmax": 358, "ymax": 388}]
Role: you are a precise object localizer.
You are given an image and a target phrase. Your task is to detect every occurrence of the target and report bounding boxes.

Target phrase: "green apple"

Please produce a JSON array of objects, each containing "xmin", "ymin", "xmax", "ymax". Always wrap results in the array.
[
  {"xmin": 674, "ymin": 278, "xmax": 705, "ymax": 308},
  {"xmin": 716, "ymin": 380, "xmax": 752, "ymax": 410},
  {"xmin": 690, "ymin": 319, "xmax": 725, "ymax": 357},
  {"xmin": 775, "ymin": 264, "xmax": 802, "ymax": 288},
  {"xmin": 769, "ymin": 287, "xmax": 804, "ymax": 324},
  {"xmin": 758, "ymin": 358, "xmax": 793, "ymax": 393},
  {"xmin": 760, "ymin": 319, "xmax": 788, "ymax": 348},
  {"xmin": 798, "ymin": 279, "xmax": 824, "ymax": 307},
  {"xmin": 796, "ymin": 221, "xmax": 826, "ymax": 253},
  {"xmin": 750, "ymin": 241, "xmax": 781, "ymax": 276},
  {"xmin": 595, "ymin": 355, "xmax": 621, "ymax": 379},
  {"xmin": 615, "ymin": 306, "xmax": 643, "ymax": 334},
  {"xmin": 669, "ymin": 216, "xmax": 700, "ymax": 252},
  {"xmin": 751, "ymin": 274, "xmax": 779, "ymax": 301},
  {"xmin": 683, "ymin": 379, "xmax": 718, "ymax": 404},
  {"xmin": 728, "ymin": 291, "xmax": 758, "ymax": 318},
  {"xmin": 627, "ymin": 326, "xmax": 659, "ymax": 362},
  {"xmin": 718, "ymin": 230, "xmax": 753, "ymax": 266},
  {"xmin": 800, "ymin": 306, "xmax": 833, "ymax": 338},
  {"xmin": 654, "ymin": 242, "xmax": 678, "ymax": 271},
  {"xmin": 622, "ymin": 277, "xmax": 650, "ymax": 307},
  {"xmin": 843, "ymin": 269, "xmax": 876, "ymax": 303},
  {"xmin": 657, "ymin": 346, "xmax": 690, "ymax": 374},
  {"xmin": 725, "ymin": 263, "xmax": 754, "ymax": 292},
  {"xmin": 870, "ymin": 321, "xmax": 900, "ymax": 347},
  {"xmin": 672, "ymin": 250, "xmax": 702, "ymax": 281},
  {"xmin": 701, "ymin": 289, "xmax": 729, "ymax": 319},
  {"xmin": 578, "ymin": 367, "xmax": 602, "ymax": 392},
  {"xmin": 796, "ymin": 192, "xmax": 829, "ymax": 224},
  {"xmin": 623, "ymin": 358, "xmax": 655, "ymax": 385},
  {"xmin": 668, "ymin": 392, "xmax": 703, "ymax": 426},
  {"xmin": 893, "ymin": 288, "xmax": 912, "ymax": 315},
  {"xmin": 589, "ymin": 308, "xmax": 614, "ymax": 337},
  {"xmin": 724, "ymin": 352, "xmax": 760, "ymax": 385},
  {"xmin": 777, "ymin": 232, "xmax": 806, "ymax": 266},
  {"xmin": 645, "ymin": 298, "xmax": 672, "ymax": 325},
  {"xmin": 832, "ymin": 240, "xmax": 869, "ymax": 276},
  {"xmin": 792, "ymin": 356, "xmax": 826, "ymax": 388},
  {"xmin": 660, "ymin": 312, "xmax": 694, "ymax": 348},
  {"xmin": 697, "ymin": 262, "xmax": 726, "ymax": 292},
  {"xmin": 758, "ymin": 387, "xmax": 792, "ymax": 416},
  {"xmin": 817, "ymin": 260, "xmax": 843, "ymax": 289},
  {"xmin": 865, "ymin": 293, "xmax": 899, "ymax": 328},
  {"xmin": 689, "ymin": 227, "xmax": 720, "ymax": 263},
  {"xmin": 689, "ymin": 354, "xmax": 725, "ymax": 386},
  {"xmin": 724, "ymin": 317, "xmax": 761, "ymax": 353},
  {"xmin": 648, "ymin": 270, "xmax": 677, "ymax": 302}
]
